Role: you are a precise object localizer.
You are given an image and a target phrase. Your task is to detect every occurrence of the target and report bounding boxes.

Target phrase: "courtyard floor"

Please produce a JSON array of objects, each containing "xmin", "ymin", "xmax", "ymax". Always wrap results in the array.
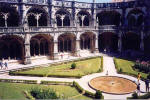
[{"xmin": 0, "ymin": 53, "xmax": 147, "ymax": 99}]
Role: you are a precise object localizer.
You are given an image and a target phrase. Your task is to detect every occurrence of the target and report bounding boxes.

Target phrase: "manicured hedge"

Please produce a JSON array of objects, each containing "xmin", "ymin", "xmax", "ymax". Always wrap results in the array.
[
  {"xmin": 24, "ymin": 90, "xmax": 35, "ymax": 100},
  {"xmin": 128, "ymin": 92, "xmax": 150, "ymax": 99},
  {"xmin": 100, "ymin": 56, "xmax": 103, "ymax": 72},
  {"xmin": 73, "ymin": 81, "xmax": 104, "ymax": 99},
  {"xmin": 41, "ymin": 81, "xmax": 73, "ymax": 86},
  {"xmin": 0, "ymin": 79, "xmax": 37, "ymax": 84},
  {"xmin": 134, "ymin": 63, "xmax": 150, "ymax": 73}
]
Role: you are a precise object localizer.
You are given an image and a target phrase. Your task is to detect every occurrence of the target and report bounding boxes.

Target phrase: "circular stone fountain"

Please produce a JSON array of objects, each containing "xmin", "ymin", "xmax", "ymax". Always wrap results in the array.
[{"xmin": 89, "ymin": 76, "xmax": 137, "ymax": 94}]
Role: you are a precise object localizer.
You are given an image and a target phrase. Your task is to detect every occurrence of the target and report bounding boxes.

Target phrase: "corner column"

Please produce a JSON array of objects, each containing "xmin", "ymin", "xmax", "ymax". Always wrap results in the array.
[
  {"xmin": 140, "ymin": 31, "xmax": 144, "ymax": 51},
  {"xmin": 53, "ymin": 40, "xmax": 59, "ymax": 60},
  {"xmin": 118, "ymin": 32, "xmax": 122, "ymax": 53},
  {"xmin": 94, "ymin": 35, "xmax": 99, "ymax": 53},
  {"xmin": 75, "ymin": 38, "xmax": 80, "ymax": 56},
  {"xmin": 24, "ymin": 33, "xmax": 31, "ymax": 64}
]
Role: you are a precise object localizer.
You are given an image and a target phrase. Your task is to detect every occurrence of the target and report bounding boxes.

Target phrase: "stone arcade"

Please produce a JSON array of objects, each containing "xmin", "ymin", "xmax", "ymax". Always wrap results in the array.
[{"xmin": 0, "ymin": 0, "xmax": 150, "ymax": 64}]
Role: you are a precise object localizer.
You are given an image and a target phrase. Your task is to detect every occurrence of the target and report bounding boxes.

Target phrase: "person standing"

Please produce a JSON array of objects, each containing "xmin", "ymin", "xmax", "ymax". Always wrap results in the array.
[
  {"xmin": 137, "ymin": 73, "xmax": 141, "ymax": 84},
  {"xmin": 137, "ymin": 83, "xmax": 140, "ymax": 96},
  {"xmin": 145, "ymin": 79, "xmax": 149, "ymax": 92}
]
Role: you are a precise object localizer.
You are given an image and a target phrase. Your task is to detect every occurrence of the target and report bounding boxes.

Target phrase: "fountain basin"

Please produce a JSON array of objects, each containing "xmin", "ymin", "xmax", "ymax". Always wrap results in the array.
[{"xmin": 89, "ymin": 76, "xmax": 137, "ymax": 94}]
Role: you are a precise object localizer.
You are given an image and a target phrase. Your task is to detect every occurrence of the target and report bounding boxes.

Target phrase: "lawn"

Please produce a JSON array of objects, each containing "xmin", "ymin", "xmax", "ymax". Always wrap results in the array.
[
  {"xmin": 0, "ymin": 82, "xmax": 91, "ymax": 99},
  {"xmin": 114, "ymin": 58, "xmax": 147, "ymax": 79},
  {"xmin": 11, "ymin": 57, "xmax": 102, "ymax": 78}
]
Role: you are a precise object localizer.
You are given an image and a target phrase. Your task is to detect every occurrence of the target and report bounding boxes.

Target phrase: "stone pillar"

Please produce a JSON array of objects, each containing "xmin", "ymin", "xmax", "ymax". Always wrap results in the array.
[
  {"xmin": 53, "ymin": 40, "xmax": 59, "ymax": 60},
  {"xmin": 140, "ymin": 31, "xmax": 144, "ymax": 51},
  {"xmin": 24, "ymin": 33, "xmax": 31, "ymax": 64},
  {"xmin": 95, "ymin": 35, "xmax": 99, "ymax": 53},
  {"xmin": 75, "ymin": 38, "xmax": 80, "ymax": 56},
  {"xmin": 91, "ymin": 0, "xmax": 96, "ymax": 28},
  {"xmin": 118, "ymin": 32, "xmax": 122, "ymax": 53}
]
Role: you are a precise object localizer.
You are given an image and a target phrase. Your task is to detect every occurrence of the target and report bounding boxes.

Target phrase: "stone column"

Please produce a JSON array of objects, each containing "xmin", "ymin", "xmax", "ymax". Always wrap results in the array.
[
  {"xmin": 75, "ymin": 38, "xmax": 80, "ymax": 56},
  {"xmin": 140, "ymin": 31, "xmax": 144, "ymax": 51},
  {"xmin": 95, "ymin": 35, "xmax": 99, "ymax": 53},
  {"xmin": 118, "ymin": 32, "xmax": 122, "ymax": 53},
  {"xmin": 53, "ymin": 40, "xmax": 59, "ymax": 60},
  {"xmin": 24, "ymin": 33, "xmax": 31, "ymax": 64}
]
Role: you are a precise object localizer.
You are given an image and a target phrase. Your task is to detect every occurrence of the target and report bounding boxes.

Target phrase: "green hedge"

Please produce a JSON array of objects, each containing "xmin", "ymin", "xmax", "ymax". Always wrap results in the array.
[
  {"xmin": 128, "ymin": 92, "xmax": 150, "ymax": 99},
  {"xmin": 0, "ymin": 79, "xmax": 37, "ymax": 84},
  {"xmin": 41, "ymin": 81, "xmax": 73, "ymax": 86},
  {"xmin": 24, "ymin": 90, "xmax": 35, "ymax": 100},
  {"xmin": 73, "ymin": 81, "xmax": 104, "ymax": 99},
  {"xmin": 100, "ymin": 56, "xmax": 103, "ymax": 72}
]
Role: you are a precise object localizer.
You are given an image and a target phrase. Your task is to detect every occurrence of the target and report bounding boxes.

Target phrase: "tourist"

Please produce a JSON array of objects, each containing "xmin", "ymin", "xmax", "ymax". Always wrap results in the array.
[
  {"xmin": 145, "ymin": 79, "xmax": 149, "ymax": 92},
  {"xmin": 4, "ymin": 62, "xmax": 8, "ymax": 69},
  {"xmin": 0, "ymin": 61, "xmax": 3, "ymax": 69},
  {"xmin": 137, "ymin": 83, "xmax": 140, "ymax": 96},
  {"xmin": 137, "ymin": 73, "xmax": 141, "ymax": 84}
]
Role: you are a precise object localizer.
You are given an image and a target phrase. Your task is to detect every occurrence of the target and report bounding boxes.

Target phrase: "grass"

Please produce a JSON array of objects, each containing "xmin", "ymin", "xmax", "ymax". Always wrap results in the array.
[
  {"xmin": 11, "ymin": 57, "xmax": 102, "ymax": 78},
  {"xmin": 0, "ymin": 82, "xmax": 91, "ymax": 100},
  {"xmin": 114, "ymin": 58, "xmax": 148, "ymax": 79}
]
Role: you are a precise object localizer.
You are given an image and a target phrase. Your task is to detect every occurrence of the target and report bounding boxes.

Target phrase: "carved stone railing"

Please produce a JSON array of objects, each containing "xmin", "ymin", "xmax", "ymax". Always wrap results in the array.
[
  {"xmin": 0, "ymin": 27, "xmax": 24, "ymax": 34},
  {"xmin": 23, "ymin": 0, "xmax": 47, "ymax": 5},
  {"xmin": 28, "ymin": 26, "xmax": 54, "ymax": 33},
  {"xmin": 55, "ymin": 26, "xmax": 76, "ymax": 32},
  {"xmin": 99, "ymin": 25, "xmax": 118, "ymax": 30},
  {"xmin": 0, "ymin": 0, "xmax": 18, "ymax": 3}
]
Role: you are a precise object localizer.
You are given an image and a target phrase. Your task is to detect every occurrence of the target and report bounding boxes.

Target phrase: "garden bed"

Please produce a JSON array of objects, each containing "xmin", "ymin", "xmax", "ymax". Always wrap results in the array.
[
  {"xmin": 114, "ymin": 58, "xmax": 147, "ymax": 80},
  {"xmin": 0, "ymin": 82, "xmax": 91, "ymax": 100},
  {"xmin": 10, "ymin": 57, "xmax": 102, "ymax": 78}
]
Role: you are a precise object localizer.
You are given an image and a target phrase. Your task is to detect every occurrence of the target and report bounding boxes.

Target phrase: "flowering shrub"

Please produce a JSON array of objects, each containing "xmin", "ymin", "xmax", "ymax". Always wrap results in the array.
[{"xmin": 134, "ymin": 60, "xmax": 150, "ymax": 73}]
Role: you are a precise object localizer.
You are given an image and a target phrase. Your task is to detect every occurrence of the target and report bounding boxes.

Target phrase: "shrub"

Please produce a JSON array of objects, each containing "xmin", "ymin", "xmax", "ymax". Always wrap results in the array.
[
  {"xmin": 71, "ymin": 63, "xmax": 76, "ymax": 69},
  {"xmin": 95, "ymin": 90, "xmax": 102, "ymax": 99},
  {"xmin": 147, "ymin": 73, "xmax": 150, "ymax": 80},
  {"xmin": 30, "ymin": 87, "xmax": 60, "ymax": 99},
  {"xmin": 132, "ymin": 92, "xmax": 138, "ymax": 99},
  {"xmin": 119, "ymin": 68, "xmax": 123, "ymax": 72}
]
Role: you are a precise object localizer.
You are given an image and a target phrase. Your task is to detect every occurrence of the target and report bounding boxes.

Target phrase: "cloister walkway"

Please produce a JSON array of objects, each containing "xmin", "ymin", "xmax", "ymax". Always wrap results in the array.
[{"xmin": 0, "ymin": 55, "xmax": 147, "ymax": 99}]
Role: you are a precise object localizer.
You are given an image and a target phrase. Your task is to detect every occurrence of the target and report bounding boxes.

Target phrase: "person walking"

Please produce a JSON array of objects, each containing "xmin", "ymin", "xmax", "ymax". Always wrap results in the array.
[
  {"xmin": 145, "ymin": 79, "xmax": 149, "ymax": 92},
  {"xmin": 4, "ymin": 62, "xmax": 8, "ymax": 69}
]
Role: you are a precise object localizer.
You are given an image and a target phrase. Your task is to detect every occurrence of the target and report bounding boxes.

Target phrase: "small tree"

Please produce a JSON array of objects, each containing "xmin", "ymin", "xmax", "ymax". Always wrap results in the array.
[
  {"xmin": 71, "ymin": 63, "xmax": 76, "ymax": 69},
  {"xmin": 132, "ymin": 92, "xmax": 138, "ymax": 99},
  {"xmin": 95, "ymin": 90, "xmax": 102, "ymax": 99},
  {"xmin": 119, "ymin": 68, "xmax": 123, "ymax": 73}
]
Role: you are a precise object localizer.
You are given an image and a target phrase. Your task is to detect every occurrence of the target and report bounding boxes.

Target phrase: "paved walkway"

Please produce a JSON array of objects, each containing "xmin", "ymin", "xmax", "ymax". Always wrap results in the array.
[{"xmin": 0, "ymin": 56, "xmax": 147, "ymax": 99}]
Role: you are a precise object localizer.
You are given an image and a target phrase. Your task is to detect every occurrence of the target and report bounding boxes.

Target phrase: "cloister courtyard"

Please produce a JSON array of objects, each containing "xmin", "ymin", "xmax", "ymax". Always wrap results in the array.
[
  {"xmin": 0, "ymin": 0, "xmax": 150, "ymax": 99},
  {"xmin": 0, "ymin": 53, "xmax": 150, "ymax": 99}
]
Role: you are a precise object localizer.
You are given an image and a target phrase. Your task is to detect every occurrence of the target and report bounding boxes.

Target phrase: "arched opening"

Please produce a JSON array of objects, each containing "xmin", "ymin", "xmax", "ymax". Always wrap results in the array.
[
  {"xmin": 58, "ymin": 33, "xmax": 76, "ymax": 53},
  {"xmin": 127, "ymin": 8, "xmax": 144, "ymax": 27},
  {"xmin": 122, "ymin": 32, "xmax": 140, "ymax": 51},
  {"xmin": 98, "ymin": 32, "xmax": 118, "ymax": 52},
  {"xmin": 77, "ymin": 10, "xmax": 91, "ymax": 26},
  {"xmin": 0, "ymin": 35, "xmax": 24, "ymax": 60},
  {"xmin": 0, "ymin": 5, "xmax": 19, "ymax": 27},
  {"xmin": 55, "ymin": 9, "xmax": 71, "ymax": 27},
  {"xmin": 96, "ymin": 10, "xmax": 121, "ymax": 26},
  {"xmin": 27, "ymin": 7, "xmax": 48, "ymax": 27},
  {"xmin": 30, "ymin": 34, "xmax": 53, "ymax": 59},
  {"xmin": 144, "ymin": 35, "xmax": 150, "ymax": 54},
  {"xmin": 80, "ymin": 32, "xmax": 95, "ymax": 52}
]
